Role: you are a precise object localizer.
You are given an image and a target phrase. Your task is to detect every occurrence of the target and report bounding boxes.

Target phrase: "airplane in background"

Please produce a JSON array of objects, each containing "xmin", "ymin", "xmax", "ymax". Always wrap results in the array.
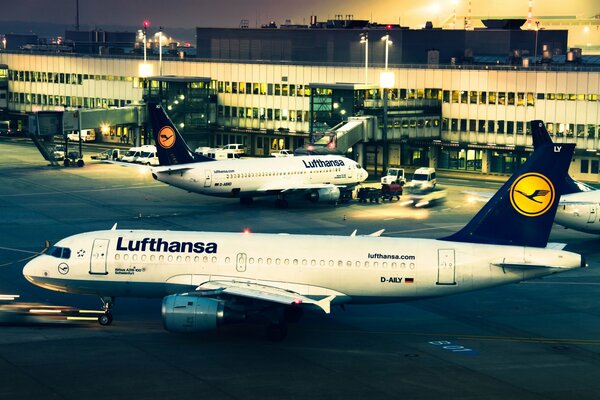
[
  {"xmin": 146, "ymin": 103, "xmax": 368, "ymax": 207},
  {"xmin": 531, "ymin": 120, "xmax": 600, "ymax": 234},
  {"xmin": 466, "ymin": 121, "xmax": 600, "ymax": 234},
  {"xmin": 23, "ymin": 142, "xmax": 585, "ymax": 340}
]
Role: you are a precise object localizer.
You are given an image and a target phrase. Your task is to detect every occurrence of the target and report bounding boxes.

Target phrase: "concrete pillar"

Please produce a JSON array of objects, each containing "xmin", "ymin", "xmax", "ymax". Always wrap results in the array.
[
  {"xmin": 428, "ymin": 146, "xmax": 438, "ymax": 168},
  {"xmin": 481, "ymin": 149, "xmax": 491, "ymax": 173}
]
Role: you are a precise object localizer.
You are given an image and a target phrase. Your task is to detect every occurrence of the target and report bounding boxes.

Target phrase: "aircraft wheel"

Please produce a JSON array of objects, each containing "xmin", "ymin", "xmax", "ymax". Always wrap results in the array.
[
  {"xmin": 266, "ymin": 323, "xmax": 287, "ymax": 342},
  {"xmin": 64, "ymin": 159, "xmax": 70, "ymax": 167},
  {"xmin": 98, "ymin": 312, "xmax": 113, "ymax": 326},
  {"xmin": 77, "ymin": 159, "xmax": 84, "ymax": 167}
]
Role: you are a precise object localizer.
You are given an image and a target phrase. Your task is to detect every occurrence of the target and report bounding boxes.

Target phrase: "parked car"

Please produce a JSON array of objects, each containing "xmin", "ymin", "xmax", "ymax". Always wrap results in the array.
[
  {"xmin": 136, "ymin": 149, "xmax": 159, "ymax": 166},
  {"xmin": 222, "ymin": 143, "xmax": 245, "ymax": 155},
  {"xmin": 270, "ymin": 149, "xmax": 293, "ymax": 158}
]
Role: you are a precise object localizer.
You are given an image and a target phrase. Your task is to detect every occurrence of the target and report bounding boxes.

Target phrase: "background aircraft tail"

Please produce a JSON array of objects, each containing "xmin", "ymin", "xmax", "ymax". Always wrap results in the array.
[
  {"xmin": 147, "ymin": 102, "xmax": 214, "ymax": 166},
  {"xmin": 531, "ymin": 120, "xmax": 584, "ymax": 195},
  {"xmin": 443, "ymin": 143, "xmax": 575, "ymax": 247}
]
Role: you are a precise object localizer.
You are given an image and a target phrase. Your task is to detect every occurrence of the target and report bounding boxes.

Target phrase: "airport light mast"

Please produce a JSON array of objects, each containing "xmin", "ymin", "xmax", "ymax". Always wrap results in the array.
[{"xmin": 360, "ymin": 32, "xmax": 369, "ymax": 84}]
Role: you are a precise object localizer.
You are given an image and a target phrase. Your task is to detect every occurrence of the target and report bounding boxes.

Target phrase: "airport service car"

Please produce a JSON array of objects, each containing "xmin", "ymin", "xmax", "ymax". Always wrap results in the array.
[{"xmin": 67, "ymin": 129, "xmax": 96, "ymax": 142}]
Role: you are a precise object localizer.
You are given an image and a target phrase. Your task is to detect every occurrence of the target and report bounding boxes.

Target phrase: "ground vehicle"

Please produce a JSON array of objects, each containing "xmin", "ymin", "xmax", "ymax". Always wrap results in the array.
[
  {"xmin": 357, "ymin": 187, "xmax": 382, "ymax": 203},
  {"xmin": 121, "ymin": 146, "xmax": 143, "ymax": 162},
  {"xmin": 401, "ymin": 186, "xmax": 447, "ymax": 207},
  {"xmin": 408, "ymin": 167, "xmax": 436, "ymax": 188},
  {"xmin": 381, "ymin": 183, "xmax": 403, "ymax": 201},
  {"xmin": 51, "ymin": 145, "xmax": 65, "ymax": 160},
  {"xmin": 381, "ymin": 167, "xmax": 405, "ymax": 185},
  {"xmin": 271, "ymin": 149, "xmax": 293, "ymax": 158},
  {"xmin": 0, "ymin": 120, "xmax": 11, "ymax": 135},
  {"xmin": 136, "ymin": 149, "xmax": 159, "ymax": 166},
  {"xmin": 222, "ymin": 143, "xmax": 245, "ymax": 155},
  {"xmin": 67, "ymin": 129, "xmax": 95, "ymax": 142},
  {"xmin": 91, "ymin": 149, "xmax": 121, "ymax": 161}
]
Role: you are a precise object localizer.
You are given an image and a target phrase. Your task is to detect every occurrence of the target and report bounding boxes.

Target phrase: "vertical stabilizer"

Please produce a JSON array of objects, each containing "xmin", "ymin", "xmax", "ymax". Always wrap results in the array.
[
  {"xmin": 442, "ymin": 143, "xmax": 575, "ymax": 247},
  {"xmin": 147, "ymin": 102, "xmax": 214, "ymax": 166}
]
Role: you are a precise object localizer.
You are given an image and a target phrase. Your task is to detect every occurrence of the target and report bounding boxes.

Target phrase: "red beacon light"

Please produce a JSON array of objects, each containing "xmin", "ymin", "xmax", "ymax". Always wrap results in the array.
[
  {"xmin": 386, "ymin": 24, "xmax": 392, "ymax": 31},
  {"xmin": 243, "ymin": 228, "xmax": 251, "ymax": 234},
  {"xmin": 143, "ymin": 20, "xmax": 150, "ymax": 29}
]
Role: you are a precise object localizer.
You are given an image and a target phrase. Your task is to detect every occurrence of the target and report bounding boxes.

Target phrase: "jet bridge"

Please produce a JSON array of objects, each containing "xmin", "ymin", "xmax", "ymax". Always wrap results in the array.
[{"xmin": 314, "ymin": 116, "xmax": 375, "ymax": 153}]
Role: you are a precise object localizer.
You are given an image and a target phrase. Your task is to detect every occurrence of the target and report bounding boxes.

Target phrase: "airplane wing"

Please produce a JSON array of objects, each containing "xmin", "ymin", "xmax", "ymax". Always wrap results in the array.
[
  {"xmin": 256, "ymin": 182, "xmax": 344, "ymax": 192},
  {"xmin": 193, "ymin": 280, "xmax": 339, "ymax": 314}
]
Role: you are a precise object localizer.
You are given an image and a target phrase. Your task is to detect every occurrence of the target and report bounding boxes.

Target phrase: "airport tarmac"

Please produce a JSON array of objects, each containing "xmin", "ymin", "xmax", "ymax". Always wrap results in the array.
[{"xmin": 1, "ymin": 137, "xmax": 600, "ymax": 400}]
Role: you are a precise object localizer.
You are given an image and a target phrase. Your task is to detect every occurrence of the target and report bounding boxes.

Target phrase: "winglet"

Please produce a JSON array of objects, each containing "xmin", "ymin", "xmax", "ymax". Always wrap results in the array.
[
  {"xmin": 368, "ymin": 229, "xmax": 385, "ymax": 237},
  {"xmin": 350, "ymin": 229, "xmax": 358, "ymax": 237},
  {"xmin": 314, "ymin": 295, "xmax": 336, "ymax": 314},
  {"xmin": 110, "ymin": 223, "xmax": 118, "ymax": 231}
]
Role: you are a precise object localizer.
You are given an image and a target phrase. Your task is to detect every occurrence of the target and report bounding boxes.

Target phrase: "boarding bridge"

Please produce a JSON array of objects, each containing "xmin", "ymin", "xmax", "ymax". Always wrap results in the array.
[{"xmin": 314, "ymin": 116, "xmax": 375, "ymax": 153}]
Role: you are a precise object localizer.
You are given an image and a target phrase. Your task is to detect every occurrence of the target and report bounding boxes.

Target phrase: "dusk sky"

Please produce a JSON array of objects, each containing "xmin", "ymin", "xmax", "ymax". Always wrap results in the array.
[{"xmin": 0, "ymin": 0, "xmax": 597, "ymax": 30}]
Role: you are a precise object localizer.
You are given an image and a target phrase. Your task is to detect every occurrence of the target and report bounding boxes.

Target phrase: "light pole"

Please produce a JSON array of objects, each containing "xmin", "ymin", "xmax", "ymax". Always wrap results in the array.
[
  {"xmin": 380, "ymin": 34, "xmax": 394, "ymax": 177},
  {"xmin": 158, "ymin": 27, "xmax": 164, "ymax": 76},
  {"xmin": 360, "ymin": 32, "xmax": 369, "ymax": 84},
  {"xmin": 143, "ymin": 20, "xmax": 149, "ymax": 64}
]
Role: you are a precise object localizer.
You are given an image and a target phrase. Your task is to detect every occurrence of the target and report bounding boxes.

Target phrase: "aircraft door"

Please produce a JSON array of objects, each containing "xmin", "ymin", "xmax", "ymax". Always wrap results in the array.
[
  {"xmin": 347, "ymin": 164, "xmax": 354, "ymax": 179},
  {"xmin": 90, "ymin": 239, "xmax": 109, "ymax": 275},
  {"xmin": 236, "ymin": 253, "xmax": 247, "ymax": 272},
  {"xmin": 204, "ymin": 169, "xmax": 212, "ymax": 188},
  {"xmin": 437, "ymin": 249, "xmax": 456, "ymax": 285},
  {"xmin": 587, "ymin": 205, "xmax": 597, "ymax": 223}
]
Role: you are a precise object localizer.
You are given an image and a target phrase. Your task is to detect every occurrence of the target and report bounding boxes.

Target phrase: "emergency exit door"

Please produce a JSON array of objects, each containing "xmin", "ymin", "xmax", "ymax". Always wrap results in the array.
[
  {"xmin": 90, "ymin": 239, "xmax": 109, "ymax": 275},
  {"xmin": 437, "ymin": 249, "xmax": 456, "ymax": 285}
]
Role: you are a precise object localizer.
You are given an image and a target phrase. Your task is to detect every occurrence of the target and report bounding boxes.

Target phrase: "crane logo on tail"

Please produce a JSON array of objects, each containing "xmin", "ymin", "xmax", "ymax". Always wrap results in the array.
[
  {"xmin": 510, "ymin": 173, "xmax": 555, "ymax": 217},
  {"xmin": 158, "ymin": 126, "xmax": 176, "ymax": 149}
]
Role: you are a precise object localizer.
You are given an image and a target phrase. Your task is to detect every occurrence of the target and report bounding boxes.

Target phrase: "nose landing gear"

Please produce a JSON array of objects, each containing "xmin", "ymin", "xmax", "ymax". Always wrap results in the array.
[{"xmin": 98, "ymin": 296, "xmax": 114, "ymax": 326}]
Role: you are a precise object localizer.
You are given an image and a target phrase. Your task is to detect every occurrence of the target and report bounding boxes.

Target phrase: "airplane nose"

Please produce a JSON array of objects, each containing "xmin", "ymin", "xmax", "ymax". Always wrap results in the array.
[{"xmin": 22, "ymin": 258, "xmax": 39, "ymax": 282}]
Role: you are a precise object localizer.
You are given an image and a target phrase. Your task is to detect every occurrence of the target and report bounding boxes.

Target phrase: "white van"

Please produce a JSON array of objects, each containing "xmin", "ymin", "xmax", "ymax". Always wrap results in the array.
[
  {"xmin": 121, "ymin": 146, "xmax": 143, "ymax": 162},
  {"xmin": 410, "ymin": 167, "xmax": 437, "ymax": 188},
  {"xmin": 67, "ymin": 129, "xmax": 96, "ymax": 142},
  {"xmin": 222, "ymin": 143, "xmax": 245, "ymax": 155},
  {"xmin": 136, "ymin": 145, "xmax": 159, "ymax": 166}
]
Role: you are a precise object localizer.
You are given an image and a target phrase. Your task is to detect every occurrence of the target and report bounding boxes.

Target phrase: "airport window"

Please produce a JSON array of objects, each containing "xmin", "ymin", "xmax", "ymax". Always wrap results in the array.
[
  {"xmin": 517, "ymin": 93, "xmax": 525, "ymax": 106},
  {"xmin": 488, "ymin": 92, "xmax": 497, "ymax": 105},
  {"xmin": 469, "ymin": 119, "xmax": 476, "ymax": 132},
  {"xmin": 588, "ymin": 125, "xmax": 596, "ymax": 138},
  {"xmin": 451, "ymin": 119, "xmax": 458, "ymax": 132},
  {"xmin": 479, "ymin": 92, "xmax": 487, "ymax": 104},
  {"xmin": 478, "ymin": 120, "xmax": 486, "ymax": 133},
  {"xmin": 567, "ymin": 93, "xmax": 577, "ymax": 101},
  {"xmin": 527, "ymin": 93, "xmax": 535, "ymax": 106},
  {"xmin": 451, "ymin": 90, "xmax": 459, "ymax": 103},
  {"xmin": 537, "ymin": 93, "xmax": 545, "ymax": 100},
  {"xmin": 581, "ymin": 159, "xmax": 589, "ymax": 174},
  {"xmin": 577, "ymin": 125, "xmax": 586, "ymax": 137},
  {"xmin": 497, "ymin": 120, "xmax": 505, "ymax": 134},
  {"xmin": 516, "ymin": 122, "xmax": 524, "ymax": 134},
  {"xmin": 507, "ymin": 121, "xmax": 514, "ymax": 134},
  {"xmin": 499, "ymin": 92, "xmax": 507, "ymax": 105},
  {"xmin": 246, "ymin": 82, "xmax": 252, "ymax": 93},
  {"xmin": 443, "ymin": 90, "xmax": 450, "ymax": 103},
  {"xmin": 460, "ymin": 119, "xmax": 467, "ymax": 131},
  {"xmin": 588, "ymin": 94, "xmax": 598, "ymax": 101},
  {"xmin": 460, "ymin": 91, "xmax": 468, "ymax": 104},
  {"xmin": 547, "ymin": 123, "xmax": 554, "ymax": 135},
  {"xmin": 592, "ymin": 160, "xmax": 599, "ymax": 174},
  {"xmin": 469, "ymin": 91, "xmax": 477, "ymax": 104},
  {"xmin": 557, "ymin": 93, "xmax": 566, "ymax": 100}
]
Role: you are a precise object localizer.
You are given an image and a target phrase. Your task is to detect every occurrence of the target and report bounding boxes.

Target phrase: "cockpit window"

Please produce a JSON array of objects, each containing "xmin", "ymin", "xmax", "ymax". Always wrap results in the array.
[{"xmin": 47, "ymin": 246, "xmax": 71, "ymax": 259}]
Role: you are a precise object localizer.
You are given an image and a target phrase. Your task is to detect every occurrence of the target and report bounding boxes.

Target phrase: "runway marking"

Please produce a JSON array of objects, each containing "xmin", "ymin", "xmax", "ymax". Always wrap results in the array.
[
  {"xmin": 316, "ymin": 329, "xmax": 600, "ymax": 346},
  {"xmin": 0, "ymin": 184, "xmax": 164, "ymax": 197}
]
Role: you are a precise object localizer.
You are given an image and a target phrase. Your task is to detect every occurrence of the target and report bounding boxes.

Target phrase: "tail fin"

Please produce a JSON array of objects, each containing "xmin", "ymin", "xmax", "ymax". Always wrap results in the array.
[
  {"xmin": 531, "ymin": 120, "xmax": 583, "ymax": 195},
  {"xmin": 443, "ymin": 143, "xmax": 575, "ymax": 247},
  {"xmin": 147, "ymin": 102, "xmax": 214, "ymax": 166}
]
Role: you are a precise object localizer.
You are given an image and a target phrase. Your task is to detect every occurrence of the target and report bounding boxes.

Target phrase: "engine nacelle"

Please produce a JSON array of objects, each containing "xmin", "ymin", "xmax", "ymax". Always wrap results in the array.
[
  {"xmin": 162, "ymin": 295, "xmax": 225, "ymax": 333},
  {"xmin": 307, "ymin": 187, "xmax": 341, "ymax": 203}
]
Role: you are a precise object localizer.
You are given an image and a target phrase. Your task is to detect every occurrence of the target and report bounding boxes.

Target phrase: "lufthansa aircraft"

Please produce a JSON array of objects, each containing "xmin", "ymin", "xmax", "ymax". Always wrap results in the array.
[
  {"xmin": 23, "ymin": 142, "xmax": 584, "ymax": 340},
  {"xmin": 531, "ymin": 121, "xmax": 600, "ymax": 234},
  {"xmin": 147, "ymin": 103, "xmax": 368, "ymax": 207}
]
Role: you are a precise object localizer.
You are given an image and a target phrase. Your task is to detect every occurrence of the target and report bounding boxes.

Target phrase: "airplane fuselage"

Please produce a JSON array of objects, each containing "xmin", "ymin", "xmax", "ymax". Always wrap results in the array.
[
  {"xmin": 151, "ymin": 155, "xmax": 367, "ymax": 198},
  {"xmin": 556, "ymin": 191, "xmax": 600, "ymax": 234},
  {"xmin": 23, "ymin": 230, "xmax": 583, "ymax": 305}
]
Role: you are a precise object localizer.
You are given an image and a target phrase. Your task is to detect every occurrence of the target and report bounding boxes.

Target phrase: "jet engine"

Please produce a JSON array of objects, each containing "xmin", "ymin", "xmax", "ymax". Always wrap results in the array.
[
  {"xmin": 306, "ymin": 187, "xmax": 341, "ymax": 203},
  {"xmin": 162, "ymin": 294, "xmax": 243, "ymax": 333}
]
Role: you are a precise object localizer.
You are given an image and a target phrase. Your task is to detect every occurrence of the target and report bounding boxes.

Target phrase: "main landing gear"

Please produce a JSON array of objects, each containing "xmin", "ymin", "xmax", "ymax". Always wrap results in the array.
[
  {"xmin": 264, "ymin": 305, "xmax": 303, "ymax": 341},
  {"xmin": 98, "ymin": 296, "xmax": 114, "ymax": 326}
]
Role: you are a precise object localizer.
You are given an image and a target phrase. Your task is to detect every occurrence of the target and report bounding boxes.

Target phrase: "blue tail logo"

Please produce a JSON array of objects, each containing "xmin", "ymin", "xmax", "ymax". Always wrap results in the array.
[{"xmin": 510, "ymin": 173, "xmax": 555, "ymax": 217}]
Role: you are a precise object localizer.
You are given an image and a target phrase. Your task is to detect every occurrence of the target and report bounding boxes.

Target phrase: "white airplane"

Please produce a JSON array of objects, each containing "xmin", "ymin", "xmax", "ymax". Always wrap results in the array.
[
  {"xmin": 466, "ymin": 121, "xmax": 600, "ymax": 234},
  {"xmin": 531, "ymin": 121, "xmax": 600, "ymax": 234},
  {"xmin": 23, "ymin": 142, "xmax": 585, "ymax": 340},
  {"xmin": 146, "ymin": 103, "xmax": 368, "ymax": 207}
]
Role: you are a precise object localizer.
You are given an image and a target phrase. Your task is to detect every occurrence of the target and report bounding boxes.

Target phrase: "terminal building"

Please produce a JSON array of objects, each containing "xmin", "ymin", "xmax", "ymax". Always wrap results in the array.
[{"xmin": 0, "ymin": 18, "xmax": 599, "ymax": 181}]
